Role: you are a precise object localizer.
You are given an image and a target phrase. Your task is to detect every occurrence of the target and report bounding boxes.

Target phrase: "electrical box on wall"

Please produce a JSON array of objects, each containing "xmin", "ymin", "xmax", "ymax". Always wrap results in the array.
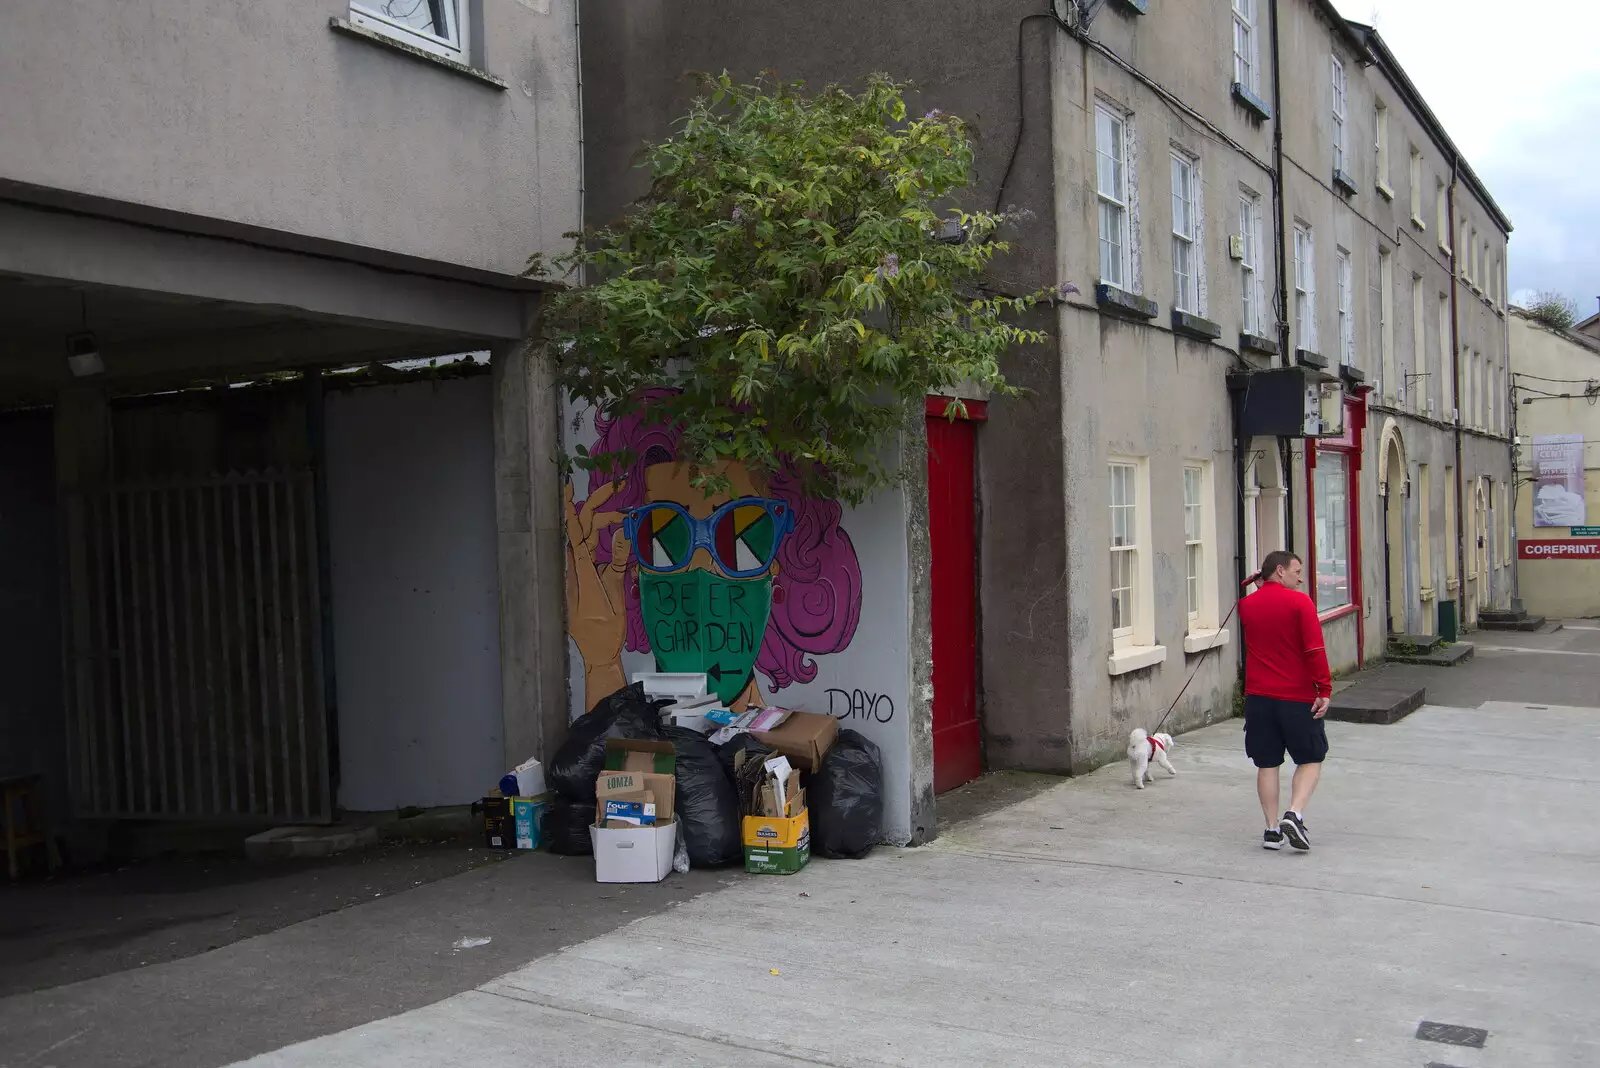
[{"xmin": 1229, "ymin": 366, "xmax": 1344, "ymax": 439}]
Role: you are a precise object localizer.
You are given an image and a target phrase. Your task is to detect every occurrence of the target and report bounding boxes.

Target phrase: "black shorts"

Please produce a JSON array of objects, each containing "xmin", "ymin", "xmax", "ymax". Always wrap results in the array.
[{"xmin": 1244, "ymin": 695, "xmax": 1329, "ymax": 768}]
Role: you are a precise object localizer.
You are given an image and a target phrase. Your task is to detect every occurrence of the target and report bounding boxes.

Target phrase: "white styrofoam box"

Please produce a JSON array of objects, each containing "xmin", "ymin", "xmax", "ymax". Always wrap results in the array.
[
  {"xmin": 514, "ymin": 758, "xmax": 547, "ymax": 798},
  {"xmin": 591, "ymin": 820, "xmax": 678, "ymax": 883},
  {"xmin": 630, "ymin": 672, "xmax": 707, "ymax": 701}
]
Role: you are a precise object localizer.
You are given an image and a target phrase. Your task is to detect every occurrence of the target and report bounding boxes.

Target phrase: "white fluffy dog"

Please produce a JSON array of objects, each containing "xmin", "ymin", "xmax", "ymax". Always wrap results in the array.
[{"xmin": 1127, "ymin": 728, "xmax": 1176, "ymax": 789}]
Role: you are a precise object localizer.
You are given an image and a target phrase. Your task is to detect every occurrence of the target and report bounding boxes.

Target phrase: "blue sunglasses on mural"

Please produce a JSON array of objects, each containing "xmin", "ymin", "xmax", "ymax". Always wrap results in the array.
[{"xmin": 622, "ymin": 497, "xmax": 795, "ymax": 579}]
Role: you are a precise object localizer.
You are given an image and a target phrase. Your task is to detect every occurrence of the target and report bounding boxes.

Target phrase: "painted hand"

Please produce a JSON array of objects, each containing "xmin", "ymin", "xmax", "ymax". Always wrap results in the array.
[{"xmin": 565, "ymin": 480, "xmax": 629, "ymax": 694}]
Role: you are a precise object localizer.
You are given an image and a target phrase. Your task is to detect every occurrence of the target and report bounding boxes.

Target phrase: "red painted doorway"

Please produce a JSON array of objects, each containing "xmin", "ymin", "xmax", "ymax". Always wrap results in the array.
[{"xmin": 926, "ymin": 397, "xmax": 984, "ymax": 794}]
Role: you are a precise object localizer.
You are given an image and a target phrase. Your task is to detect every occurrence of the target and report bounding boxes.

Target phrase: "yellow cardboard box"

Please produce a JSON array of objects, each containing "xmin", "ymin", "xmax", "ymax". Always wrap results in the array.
[{"xmin": 742, "ymin": 806, "xmax": 810, "ymax": 875}]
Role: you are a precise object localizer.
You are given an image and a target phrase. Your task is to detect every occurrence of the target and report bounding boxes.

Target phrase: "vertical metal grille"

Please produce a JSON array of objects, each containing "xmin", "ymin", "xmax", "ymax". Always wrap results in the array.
[{"xmin": 64, "ymin": 470, "xmax": 329, "ymax": 823}]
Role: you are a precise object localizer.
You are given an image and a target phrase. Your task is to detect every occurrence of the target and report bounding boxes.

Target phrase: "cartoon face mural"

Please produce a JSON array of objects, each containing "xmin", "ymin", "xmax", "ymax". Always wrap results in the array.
[{"xmin": 566, "ymin": 390, "xmax": 864, "ymax": 711}]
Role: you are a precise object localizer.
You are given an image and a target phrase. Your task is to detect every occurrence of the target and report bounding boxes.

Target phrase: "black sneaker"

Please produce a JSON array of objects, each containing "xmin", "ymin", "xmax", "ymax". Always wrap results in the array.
[
  {"xmin": 1262, "ymin": 829, "xmax": 1284, "ymax": 850},
  {"xmin": 1279, "ymin": 811, "xmax": 1311, "ymax": 850}
]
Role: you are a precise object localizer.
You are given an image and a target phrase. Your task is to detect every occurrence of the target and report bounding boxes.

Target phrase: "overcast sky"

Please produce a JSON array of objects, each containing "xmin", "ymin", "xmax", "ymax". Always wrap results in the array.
[{"xmin": 1333, "ymin": 1, "xmax": 1600, "ymax": 310}]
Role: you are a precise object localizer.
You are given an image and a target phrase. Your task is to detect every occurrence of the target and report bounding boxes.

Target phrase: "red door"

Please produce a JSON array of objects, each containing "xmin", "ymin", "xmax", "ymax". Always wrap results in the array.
[{"xmin": 926, "ymin": 397, "xmax": 983, "ymax": 793}]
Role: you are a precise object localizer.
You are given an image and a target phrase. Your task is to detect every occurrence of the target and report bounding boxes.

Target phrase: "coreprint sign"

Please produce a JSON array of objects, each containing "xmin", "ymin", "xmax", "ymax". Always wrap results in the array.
[
  {"xmin": 1531, "ymin": 433, "xmax": 1587, "ymax": 527},
  {"xmin": 1519, "ymin": 539, "xmax": 1600, "ymax": 560}
]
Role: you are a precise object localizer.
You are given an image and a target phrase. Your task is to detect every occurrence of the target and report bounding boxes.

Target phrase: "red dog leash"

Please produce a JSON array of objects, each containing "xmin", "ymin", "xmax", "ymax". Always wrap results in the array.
[{"xmin": 1148, "ymin": 571, "xmax": 1261, "ymax": 737}]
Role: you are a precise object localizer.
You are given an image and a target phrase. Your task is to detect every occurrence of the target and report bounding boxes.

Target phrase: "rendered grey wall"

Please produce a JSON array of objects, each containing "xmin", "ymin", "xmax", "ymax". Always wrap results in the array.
[
  {"xmin": 0, "ymin": 0, "xmax": 579, "ymax": 277},
  {"xmin": 0, "ymin": 412, "xmax": 64, "ymax": 814},
  {"xmin": 579, "ymin": 0, "xmax": 1066, "ymax": 788},
  {"xmin": 325, "ymin": 376, "xmax": 504, "ymax": 810}
]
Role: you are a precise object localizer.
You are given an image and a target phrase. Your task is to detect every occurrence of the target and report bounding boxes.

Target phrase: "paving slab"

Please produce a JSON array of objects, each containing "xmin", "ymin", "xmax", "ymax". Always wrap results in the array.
[{"xmin": 231, "ymin": 701, "xmax": 1600, "ymax": 1068}]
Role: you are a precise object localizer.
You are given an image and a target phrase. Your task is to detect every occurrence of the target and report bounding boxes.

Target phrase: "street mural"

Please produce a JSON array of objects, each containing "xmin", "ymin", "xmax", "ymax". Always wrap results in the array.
[{"xmin": 565, "ymin": 390, "xmax": 864, "ymax": 713}]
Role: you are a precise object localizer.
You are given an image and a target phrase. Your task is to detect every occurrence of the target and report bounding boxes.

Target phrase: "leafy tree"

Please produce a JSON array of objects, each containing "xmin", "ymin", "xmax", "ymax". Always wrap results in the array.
[
  {"xmin": 1525, "ymin": 290, "xmax": 1579, "ymax": 331},
  {"xmin": 536, "ymin": 73, "xmax": 1058, "ymax": 504}
]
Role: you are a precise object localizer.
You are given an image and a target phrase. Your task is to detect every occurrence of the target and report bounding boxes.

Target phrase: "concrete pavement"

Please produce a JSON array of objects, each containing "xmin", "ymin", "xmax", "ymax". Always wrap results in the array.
[
  {"xmin": 231, "ymin": 701, "xmax": 1599, "ymax": 1065},
  {"xmin": 5, "ymin": 623, "xmax": 1597, "ymax": 1067}
]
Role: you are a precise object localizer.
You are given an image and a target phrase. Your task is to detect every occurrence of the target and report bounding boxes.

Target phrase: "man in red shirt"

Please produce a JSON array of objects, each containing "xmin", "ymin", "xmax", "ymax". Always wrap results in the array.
[{"xmin": 1238, "ymin": 550, "xmax": 1332, "ymax": 851}]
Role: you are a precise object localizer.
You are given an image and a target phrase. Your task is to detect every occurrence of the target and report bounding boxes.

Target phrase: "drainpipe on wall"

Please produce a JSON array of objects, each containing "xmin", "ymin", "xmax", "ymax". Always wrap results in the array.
[
  {"xmin": 1447, "ymin": 158, "xmax": 1468, "ymax": 621},
  {"xmin": 573, "ymin": 0, "xmax": 586, "ymax": 249},
  {"xmin": 1268, "ymin": 0, "xmax": 1295, "ymax": 554}
]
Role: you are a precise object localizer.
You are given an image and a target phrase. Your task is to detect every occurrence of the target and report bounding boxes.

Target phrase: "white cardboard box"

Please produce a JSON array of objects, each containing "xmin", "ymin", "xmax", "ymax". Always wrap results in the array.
[{"xmin": 590, "ymin": 820, "xmax": 678, "ymax": 883}]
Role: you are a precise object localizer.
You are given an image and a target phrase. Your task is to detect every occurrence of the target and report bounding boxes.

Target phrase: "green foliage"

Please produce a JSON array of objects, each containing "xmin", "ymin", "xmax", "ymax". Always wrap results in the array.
[
  {"xmin": 536, "ymin": 73, "xmax": 1056, "ymax": 503},
  {"xmin": 1526, "ymin": 290, "xmax": 1579, "ymax": 331}
]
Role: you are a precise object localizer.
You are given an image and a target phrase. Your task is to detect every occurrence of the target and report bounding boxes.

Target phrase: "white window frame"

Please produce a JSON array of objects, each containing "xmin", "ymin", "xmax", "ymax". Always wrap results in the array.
[
  {"xmin": 1418, "ymin": 463, "xmax": 1433, "ymax": 601},
  {"xmin": 1331, "ymin": 56, "xmax": 1348, "ymax": 175},
  {"xmin": 1336, "ymin": 247, "xmax": 1354, "ymax": 370},
  {"xmin": 1445, "ymin": 464, "xmax": 1458, "ymax": 588},
  {"xmin": 1096, "ymin": 105, "xmax": 1133, "ymax": 291},
  {"xmin": 1374, "ymin": 102, "xmax": 1392, "ymax": 196},
  {"xmin": 1232, "ymin": 0, "xmax": 1259, "ymax": 93},
  {"xmin": 1411, "ymin": 274, "xmax": 1426, "ymax": 411},
  {"xmin": 1182, "ymin": 463, "xmax": 1222, "ymax": 645},
  {"xmin": 1108, "ymin": 457, "xmax": 1164, "ymax": 672},
  {"xmin": 1439, "ymin": 293, "xmax": 1454, "ymax": 419},
  {"xmin": 1239, "ymin": 190, "xmax": 1263, "ymax": 336},
  {"xmin": 1171, "ymin": 153, "xmax": 1201, "ymax": 315},
  {"xmin": 1294, "ymin": 223, "xmax": 1317, "ymax": 353},
  {"xmin": 1409, "ymin": 147, "xmax": 1425, "ymax": 226},
  {"xmin": 1313, "ymin": 450, "xmax": 1353, "ymax": 614},
  {"xmin": 350, "ymin": 0, "xmax": 467, "ymax": 61},
  {"xmin": 1109, "ymin": 460, "xmax": 1139, "ymax": 647},
  {"xmin": 1437, "ymin": 182, "xmax": 1452, "ymax": 253}
]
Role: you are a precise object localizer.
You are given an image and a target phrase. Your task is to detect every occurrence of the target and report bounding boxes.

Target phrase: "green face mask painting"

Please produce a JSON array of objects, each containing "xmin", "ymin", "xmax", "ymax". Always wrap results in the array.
[{"xmin": 638, "ymin": 568, "xmax": 773, "ymax": 704}]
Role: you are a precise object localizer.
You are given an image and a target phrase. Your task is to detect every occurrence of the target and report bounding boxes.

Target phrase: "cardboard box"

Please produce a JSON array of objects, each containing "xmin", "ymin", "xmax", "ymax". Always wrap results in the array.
[
  {"xmin": 596, "ymin": 738, "xmax": 677, "ymax": 823},
  {"xmin": 591, "ymin": 820, "xmax": 678, "ymax": 882},
  {"xmin": 602, "ymin": 798, "xmax": 657, "ymax": 826},
  {"xmin": 602, "ymin": 737, "xmax": 677, "ymax": 774},
  {"xmin": 511, "ymin": 797, "xmax": 544, "ymax": 850},
  {"xmin": 752, "ymin": 710, "xmax": 839, "ymax": 771},
  {"xmin": 742, "ymin": 808, "xmax": 810, "ymax": 874},
  {"xmin": 482, "ymin": 796, "xmax": 515, "ymax": 850}
]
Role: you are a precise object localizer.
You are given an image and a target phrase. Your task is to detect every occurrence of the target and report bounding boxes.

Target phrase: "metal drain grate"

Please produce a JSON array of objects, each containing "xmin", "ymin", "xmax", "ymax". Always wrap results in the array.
[{"xmin": 1416, "ymin": 1021, "xmax": 1488, "ymax": 1048}]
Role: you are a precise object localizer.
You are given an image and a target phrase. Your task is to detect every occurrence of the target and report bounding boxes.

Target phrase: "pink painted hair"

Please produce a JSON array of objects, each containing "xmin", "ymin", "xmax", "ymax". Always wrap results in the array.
[{"xmin": 585, "ymin": 390, "xmax": 863, "ymax": 691}]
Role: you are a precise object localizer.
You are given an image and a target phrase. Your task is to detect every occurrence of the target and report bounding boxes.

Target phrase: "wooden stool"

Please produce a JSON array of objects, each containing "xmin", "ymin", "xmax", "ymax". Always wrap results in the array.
[{"xmin": 2, "ymin": 775, "xmax": 61, "ymax": 880}]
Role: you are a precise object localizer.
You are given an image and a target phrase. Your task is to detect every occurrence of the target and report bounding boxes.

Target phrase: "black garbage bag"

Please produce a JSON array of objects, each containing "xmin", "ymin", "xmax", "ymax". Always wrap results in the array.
[
  {"xmin": 663, "ymin": 726, "xmax": 741, "ymax": 867},
  {"xmin": 541, "ymin": 797, "xmax": 595, "ymax": 856},
  {"xmin": 548, "ymin": 683, "xmax": 662, "ymax": 802},
  {"xmin": 811, "ymin": 729, "xmax": 883, "ymax": 859}
]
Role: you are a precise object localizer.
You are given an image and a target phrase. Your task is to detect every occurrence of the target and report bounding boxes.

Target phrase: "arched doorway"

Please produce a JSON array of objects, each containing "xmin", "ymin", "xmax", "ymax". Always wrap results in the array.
[
  {"xmin": 1377, "ymin": 420, "xmax": 1408, "ymax": 636},
  {"xmin": 1243, "ymin": 438, "xmax": 1286, "ymax": 585}
]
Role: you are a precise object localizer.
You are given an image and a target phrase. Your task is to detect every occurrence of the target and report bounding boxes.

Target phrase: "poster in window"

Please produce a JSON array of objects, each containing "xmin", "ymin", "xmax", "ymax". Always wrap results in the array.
[{"xmin": 1531, "ymin": 433, "xmax": 1586, "ymax": 527}]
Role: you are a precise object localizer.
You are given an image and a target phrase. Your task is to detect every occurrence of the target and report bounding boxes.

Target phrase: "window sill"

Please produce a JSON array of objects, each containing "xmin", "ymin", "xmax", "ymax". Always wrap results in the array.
[
  {"xmin": 1241, "ymin": 331, "xmax": 1279, "ymax": 356},
  {"xmin": 1376, "ymin": 181, "xmax": 1396, "ymax": 202},
  {"xmin": 1294, "ymin": 347, "xmax": 1329, "ymax": 370},
  {"xmin": 1447, "ymin": 578, "xmax": 1460, "ymax": 593},
  {"xmin": 329, "ymin": 17, "xmax": 508, "ymax": 90},
  {"xmin": 1333, "ymin": 169, "xmax": 1359, "ymax": 198},
  {"xmin": 1172, "ymin": 309, "xmax": 1222, "ymax": 341},
  {"xmin": 1411, "ymin": 215, "xmax": 1427, "ymax": 232},
  {"xmin": 1109, "ymin": 644, "xmax": 1168, "ymax": 676},
  {"xmin": 1420, "ymin": 586, "xmax": 1436, "ymax": 601},
  {"xmin": 1096, "ymin": 284, "xmax": 1159, "ymax": 322},
  {"xmin": 1183, "ymin": 628, "xmax": 1231, "ymax": 654},
  {"xmin": 1318, "ymin": 603, "xmax": 1358, "ymax": 624},
  {"xmin": 1231, "ymin": 82, "xmax": 1272, "ymax": 122}
]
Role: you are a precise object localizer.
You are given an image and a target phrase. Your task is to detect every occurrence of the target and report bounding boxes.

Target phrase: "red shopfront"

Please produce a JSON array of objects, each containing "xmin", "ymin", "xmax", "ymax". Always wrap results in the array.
[{"xmin": 1305, "ymin": 393, "xmax": 1369, "ymax": 664}]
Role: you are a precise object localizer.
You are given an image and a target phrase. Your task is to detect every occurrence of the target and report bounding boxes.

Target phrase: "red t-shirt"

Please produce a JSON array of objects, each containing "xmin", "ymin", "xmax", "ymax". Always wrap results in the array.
[{"xmin": 1239, "ymin": 580, "xmax": 1333, "ymax": 701}]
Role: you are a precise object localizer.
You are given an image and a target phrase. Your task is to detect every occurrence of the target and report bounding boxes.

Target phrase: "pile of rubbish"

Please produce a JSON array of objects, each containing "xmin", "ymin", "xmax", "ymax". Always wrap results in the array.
[{"xmin": 479, "ymin": 673, "xmax": 883, "ymax": 883}]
